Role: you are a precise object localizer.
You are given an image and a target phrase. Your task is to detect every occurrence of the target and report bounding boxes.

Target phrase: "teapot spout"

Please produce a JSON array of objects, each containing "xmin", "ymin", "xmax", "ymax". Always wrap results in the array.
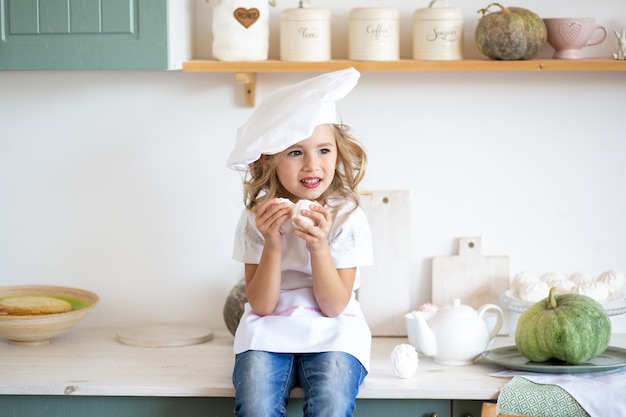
[{"xmin": 411, "ymin": 311, "xmax": 437, "ymax": 357}]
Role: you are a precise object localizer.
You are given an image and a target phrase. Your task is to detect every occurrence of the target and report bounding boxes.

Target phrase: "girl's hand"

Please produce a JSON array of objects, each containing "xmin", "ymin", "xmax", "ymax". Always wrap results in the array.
[
  {"xmin": 293, "ymin": 204, "xmax": 332, "ymax": 252},
  {"xmin": 255, "ymin": 198, "xmax": 292, "ymax": 249}
]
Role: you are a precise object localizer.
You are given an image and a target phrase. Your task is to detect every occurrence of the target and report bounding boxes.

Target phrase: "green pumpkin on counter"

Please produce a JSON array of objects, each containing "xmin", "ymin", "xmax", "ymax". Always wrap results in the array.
[
  {"xmin": 515, "ymin": 287, "xmax": 611, "ymax": 364},
  {"xmin": 475, "ymin": 3, "xmax": 547, "ymax": 60}
]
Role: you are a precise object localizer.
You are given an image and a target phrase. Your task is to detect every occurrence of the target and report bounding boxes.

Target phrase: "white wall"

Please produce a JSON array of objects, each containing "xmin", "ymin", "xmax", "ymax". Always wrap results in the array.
[{"xmin": 1, "ymin": 0, "xmax": 625, "ymax": 332}]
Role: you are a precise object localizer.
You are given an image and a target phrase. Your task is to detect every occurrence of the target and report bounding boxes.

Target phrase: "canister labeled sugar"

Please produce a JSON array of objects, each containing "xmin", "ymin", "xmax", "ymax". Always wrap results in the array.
[{"xmin": 413, "ymin": 0, "xmax": 464, "ymax": 60}]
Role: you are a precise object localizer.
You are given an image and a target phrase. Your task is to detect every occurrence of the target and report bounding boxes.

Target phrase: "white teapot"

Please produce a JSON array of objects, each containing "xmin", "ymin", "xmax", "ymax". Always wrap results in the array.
[{"xmin": 405, "ymin": 299, "xmax": 503, "ymax": 365}]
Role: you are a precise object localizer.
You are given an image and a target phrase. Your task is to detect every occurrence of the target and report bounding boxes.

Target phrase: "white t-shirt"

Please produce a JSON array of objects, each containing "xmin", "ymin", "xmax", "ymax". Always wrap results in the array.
[{"xmin": 232, "ymin": 199, "xmax": 374, "ymax": 370}]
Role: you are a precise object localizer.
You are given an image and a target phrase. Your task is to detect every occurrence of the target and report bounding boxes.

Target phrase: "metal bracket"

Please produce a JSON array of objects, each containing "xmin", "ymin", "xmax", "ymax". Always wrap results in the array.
[{"xmin": 235, "ymin": 72, "xmax": 256, "ymax": 107}]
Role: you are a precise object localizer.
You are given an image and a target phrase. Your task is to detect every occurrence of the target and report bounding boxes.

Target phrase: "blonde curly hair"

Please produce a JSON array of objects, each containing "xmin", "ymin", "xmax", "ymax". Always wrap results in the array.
[{"xmin": 241, "ymin": 124, "xmax": 367, "ymax": 212}]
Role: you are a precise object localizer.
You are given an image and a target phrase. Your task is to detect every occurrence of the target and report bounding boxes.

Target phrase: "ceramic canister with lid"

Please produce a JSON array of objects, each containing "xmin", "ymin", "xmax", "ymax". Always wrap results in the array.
[
  {"xmin": 280, "ymin": 3, "xmax": 331, "ymax": 62},
  {"xmin": 413, "ymin": 0, "xmax": 464, "ymax": 60},
  {"xmin": 349, "ymin": 7, "xmax": 400, "ymax": 61}
]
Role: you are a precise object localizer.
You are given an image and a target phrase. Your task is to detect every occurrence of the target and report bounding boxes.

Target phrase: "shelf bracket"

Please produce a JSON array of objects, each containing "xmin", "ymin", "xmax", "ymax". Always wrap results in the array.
[{"xmin": 235, "ymin": 72, "xmax": 256, "ymax": 107}]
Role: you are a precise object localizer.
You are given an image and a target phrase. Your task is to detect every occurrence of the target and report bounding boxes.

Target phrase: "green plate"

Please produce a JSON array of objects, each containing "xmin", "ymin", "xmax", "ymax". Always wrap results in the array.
[{"xmin": 481, "ymin": 345, "xmax": 626, "ymax": 374}]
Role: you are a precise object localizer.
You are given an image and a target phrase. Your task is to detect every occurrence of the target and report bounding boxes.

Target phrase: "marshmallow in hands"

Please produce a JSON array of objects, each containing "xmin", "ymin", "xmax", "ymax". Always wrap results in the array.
[{"xmin": 276, "ymin": 198, "xmax": 321, "ymax": 233}]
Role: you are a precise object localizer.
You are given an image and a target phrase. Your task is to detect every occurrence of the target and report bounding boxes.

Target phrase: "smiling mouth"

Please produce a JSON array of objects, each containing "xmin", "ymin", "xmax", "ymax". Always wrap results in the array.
[{"xmin": 301, "ymin": 178, "xmax": 321, "ymax": 188}]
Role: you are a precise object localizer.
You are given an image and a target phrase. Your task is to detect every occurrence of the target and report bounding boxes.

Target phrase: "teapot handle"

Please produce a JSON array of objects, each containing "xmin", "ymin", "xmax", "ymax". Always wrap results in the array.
[{"xmin": 477, "ymin": 304, "xmax": 504, "ymax": 341}]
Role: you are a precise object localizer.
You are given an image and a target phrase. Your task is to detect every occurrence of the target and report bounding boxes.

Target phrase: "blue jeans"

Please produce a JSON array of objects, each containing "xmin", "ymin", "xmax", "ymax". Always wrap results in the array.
[{"xmin": 232, "ymin": 350, "xmax": 367, "ymax": 417}]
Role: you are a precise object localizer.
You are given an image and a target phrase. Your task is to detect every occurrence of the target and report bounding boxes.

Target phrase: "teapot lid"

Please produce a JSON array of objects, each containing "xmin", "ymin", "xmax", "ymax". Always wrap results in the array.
[{"xmin": 436, "ymin": 299, "xmax": 477, "ymax": 318}]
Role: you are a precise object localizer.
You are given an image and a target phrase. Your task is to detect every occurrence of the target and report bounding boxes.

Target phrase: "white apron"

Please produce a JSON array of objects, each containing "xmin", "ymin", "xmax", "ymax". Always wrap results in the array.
[{"xmin": 232, "ymin": 200, "xmax": 374, "ymax": 370}]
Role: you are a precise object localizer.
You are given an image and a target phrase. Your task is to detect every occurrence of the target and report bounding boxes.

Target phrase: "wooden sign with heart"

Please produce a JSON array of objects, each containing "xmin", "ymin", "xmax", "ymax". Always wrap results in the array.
[{"xmin": 234, "ymin": 8, "xmax": 260, "ymax": 29}]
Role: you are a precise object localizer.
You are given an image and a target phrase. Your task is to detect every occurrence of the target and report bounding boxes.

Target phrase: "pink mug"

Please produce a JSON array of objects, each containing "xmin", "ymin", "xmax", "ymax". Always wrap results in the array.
[{"xmin": 543, "ymin": 18, "xmax": 607, "ymax": 59}]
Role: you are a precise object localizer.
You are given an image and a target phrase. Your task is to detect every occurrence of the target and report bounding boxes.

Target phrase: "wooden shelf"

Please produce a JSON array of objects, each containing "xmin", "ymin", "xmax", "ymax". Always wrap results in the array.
[
  {"xmin": 183, "ymin": 58, "xmax": 626, "ymax": 73},
  {"xmin": 182, "ymin": 59, "xmax": 626, "ymax": 105}
]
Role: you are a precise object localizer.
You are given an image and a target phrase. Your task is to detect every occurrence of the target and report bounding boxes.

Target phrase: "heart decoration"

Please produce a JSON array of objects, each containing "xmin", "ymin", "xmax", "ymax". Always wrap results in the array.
[
  {"xmin": 559, "ymin": 22, "xmax": 582, "ymax": 45},
  {"xmin": 233, "ymin": 8, "xmax": 260, "ymax": 29}
]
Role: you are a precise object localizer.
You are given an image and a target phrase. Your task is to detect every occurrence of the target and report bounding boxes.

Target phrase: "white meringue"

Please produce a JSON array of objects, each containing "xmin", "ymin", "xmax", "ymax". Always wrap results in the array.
[
  {"xmin": 596, "ymin": 269, "xmax": 625, "ymax": 294},
  {"xmin": 517, "ymin": 280, "xmax": 550, "ymax": 302},
  {"xmin": 276, "ymin": 198, "xmax": 296, "ymax": 234},
  {"xmin": 571, "ymin": 282, "xmax": 611, "ymax": 302},
  {"xmin": 539, "ymin": 272, "xmax": 573, "ymax": 294},
  {"xmin": 417, "ymin": 303, "xmax": 439, "ymax": 313},
  {"xmin": 512, "ymin": 271, "xmax": 539, "ymax": 296},
  {"xmin": 569, "ymin": 272, "xmax": 595, "ymax": 286},
  {"xmin": 390, "ymin": 344, "xmax": 419, "ymax": 379},
  {"xmin": 509, "ymin": 269, "xmax": 626, "ymax": 303},
  {"xmin": 291, "ymin": 199, "xmax": 321, "ymax": 230},
  {"xmin": 554, "ymin": 279, "xmax": 576, "ymax": 295},
  {"xmin": 539, "ymin": 272, "xmax": 567, "ymax": 287},
  {"xmin": 276, "ymin": 199, "xmax": 321, "ymax": 233},
  {"xmin": 276, "ymin": 198, "xmax": 294, "ymax": 206}
]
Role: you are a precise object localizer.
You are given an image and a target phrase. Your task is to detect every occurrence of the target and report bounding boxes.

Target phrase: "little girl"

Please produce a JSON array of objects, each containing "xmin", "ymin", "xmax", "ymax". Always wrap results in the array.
[{"xmin": 227, "ymin": 68, "xmax": 373, "ymax": 417}]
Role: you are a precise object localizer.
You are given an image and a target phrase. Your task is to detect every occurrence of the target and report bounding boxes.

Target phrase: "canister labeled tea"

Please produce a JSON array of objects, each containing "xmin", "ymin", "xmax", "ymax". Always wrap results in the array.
[
  {"xmin": 413, "ymin": 0, "xmax": 464, "ymax": 60},
  {"xmin": 349, "ymin": 7, "xmax": 400, "ymax": 61},
  {"xmin": 280, "ymin": 7, "xmax": 331, "ymax": 61}
]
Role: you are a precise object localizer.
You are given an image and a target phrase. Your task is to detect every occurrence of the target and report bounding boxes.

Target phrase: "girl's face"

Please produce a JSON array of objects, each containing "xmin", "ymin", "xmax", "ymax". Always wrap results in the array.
[{"xmin": 275, "ymin": 124, "xmax": 337, "ymax": 202}]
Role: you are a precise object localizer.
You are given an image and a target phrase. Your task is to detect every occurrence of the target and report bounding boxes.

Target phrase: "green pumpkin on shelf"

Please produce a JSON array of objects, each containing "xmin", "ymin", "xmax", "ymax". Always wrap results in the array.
[{"xmin": 475, "ymin": 3, "xmax": 547, "ymax": 60}]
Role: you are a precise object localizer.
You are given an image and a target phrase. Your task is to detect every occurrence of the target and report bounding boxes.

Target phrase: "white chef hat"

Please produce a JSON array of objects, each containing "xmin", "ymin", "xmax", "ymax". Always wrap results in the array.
[{"xmin": 227, "ymin": 67, "xmax": 360, "ymax": 170}]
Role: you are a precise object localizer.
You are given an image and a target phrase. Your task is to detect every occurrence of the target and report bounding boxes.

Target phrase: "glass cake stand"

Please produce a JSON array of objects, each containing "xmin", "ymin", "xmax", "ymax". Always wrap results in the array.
[{"xmin": 500, "ymin": 289, "xmax": 626, "ymax": 316}]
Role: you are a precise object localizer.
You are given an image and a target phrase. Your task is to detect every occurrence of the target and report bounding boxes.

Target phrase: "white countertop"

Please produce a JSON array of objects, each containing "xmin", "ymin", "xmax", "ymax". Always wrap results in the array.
[{"xmin": 0, "ymin": 328, "xmax": 624, "ymax": 400}]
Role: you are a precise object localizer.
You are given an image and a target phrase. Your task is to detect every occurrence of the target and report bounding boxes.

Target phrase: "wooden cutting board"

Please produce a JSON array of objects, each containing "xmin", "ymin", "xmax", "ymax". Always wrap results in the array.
[
  {"xmin": 116, "ymin": 323, "xmax": 214, "ymax": 347},
  {"xmin": 432, "ymin": 237, "xmax": 510, "ymax": 334},
  {"xmin": 359, "ymin": 190, "xmax": 410, "ymax": 336}
]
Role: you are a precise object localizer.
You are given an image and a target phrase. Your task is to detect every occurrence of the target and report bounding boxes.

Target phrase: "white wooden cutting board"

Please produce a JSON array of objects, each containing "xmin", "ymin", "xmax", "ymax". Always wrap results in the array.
[
  {"xmin": 432, "ymin": 237, "xmax": 510, "ymax": 334},
  {"xmin": 359, "ymin": 190, "xmax": 410, "ymax": 336},
  {"xmin": 116, "ymin": 323, "xmax": 214, "ymax": 347}
]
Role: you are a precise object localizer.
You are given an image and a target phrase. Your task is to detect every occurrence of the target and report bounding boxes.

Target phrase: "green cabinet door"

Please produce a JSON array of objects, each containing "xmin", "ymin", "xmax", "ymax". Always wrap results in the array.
[
  {"xmin": 288, "ymin": 398, "xmax": 451, "ymax": 417},
  {"xmin": 0, "ymin": 396, "xmax": 456, "ymax": 417},
  {"xmin": 452, "ymin": 400, "xmax": 485, "ymax": 417},
  {"xmin": 0, "ymin": 0, "xmax": 172, "ymax": 70}
]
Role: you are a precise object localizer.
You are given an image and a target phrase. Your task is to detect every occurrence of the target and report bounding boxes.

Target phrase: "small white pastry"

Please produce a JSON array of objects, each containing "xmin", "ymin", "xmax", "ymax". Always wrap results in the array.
[
  {"xmin": 517, "ymin": 280, "xmax": 550, "ymax": 302},
  {"xmin": 276, "ymin": 199, "xmax": 321, "ymax": 233},
  {"xmin": 569, "ymin": 272, "xmax": 595, "ymax": 286},
  {"xmin": 571, "ymin": 282, "xmax": 611, "ymax": 302},
  {"xmin": 512, "ymin": 271, "xmax": 539, "ymax": 296},
  {"xmin": 416, "ymin": 303, "xmax": 438, "ymax": 323},
  {"xmin": 276, "ymin": 198, "xmax": 296, "ymax": 234},
  {"xmin": 596, "ymin": 269, "xmax": 625, "ymax": 294},
  {"xmin": 276, "ymin": 198, "xmax": 294, "ymax": 206},
  {"xmin": 554, "ymin": 279, "xmax": 576, "ymax": 295},
  {"xmin": 539, "ymin": 272, "xmax": 567, "ymax": 287},
  {"xmin": 390, "ymin": 344, "xmax": 419, "ymax": 379},
  {"xmin": 539, "ymin": 272, "xmax": 573, "ymax": 294},
  {"xmin": 417, "ymin": 303, "xmax": 439, "ymax": 313},
  {"xmin": 291, "ymin": 199, "xmax": 321, "ymax": 230}
]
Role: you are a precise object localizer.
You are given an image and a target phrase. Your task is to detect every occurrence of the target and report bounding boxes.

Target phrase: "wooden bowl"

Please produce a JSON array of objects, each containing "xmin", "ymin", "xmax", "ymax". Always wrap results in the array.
[{"xmin": 0, "ymin": 285, "xmax": 99, "ymax": 346}]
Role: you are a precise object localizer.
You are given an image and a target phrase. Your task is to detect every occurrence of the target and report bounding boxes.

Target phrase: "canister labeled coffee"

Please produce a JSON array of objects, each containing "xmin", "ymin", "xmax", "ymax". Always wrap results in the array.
[
  {"xmin": 349, "ymin": 7, "xmax": 400, "ymax": 61},
  {"xmin": 413, "ymin": 0, "xmax": 464, "ymax": 60}
]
